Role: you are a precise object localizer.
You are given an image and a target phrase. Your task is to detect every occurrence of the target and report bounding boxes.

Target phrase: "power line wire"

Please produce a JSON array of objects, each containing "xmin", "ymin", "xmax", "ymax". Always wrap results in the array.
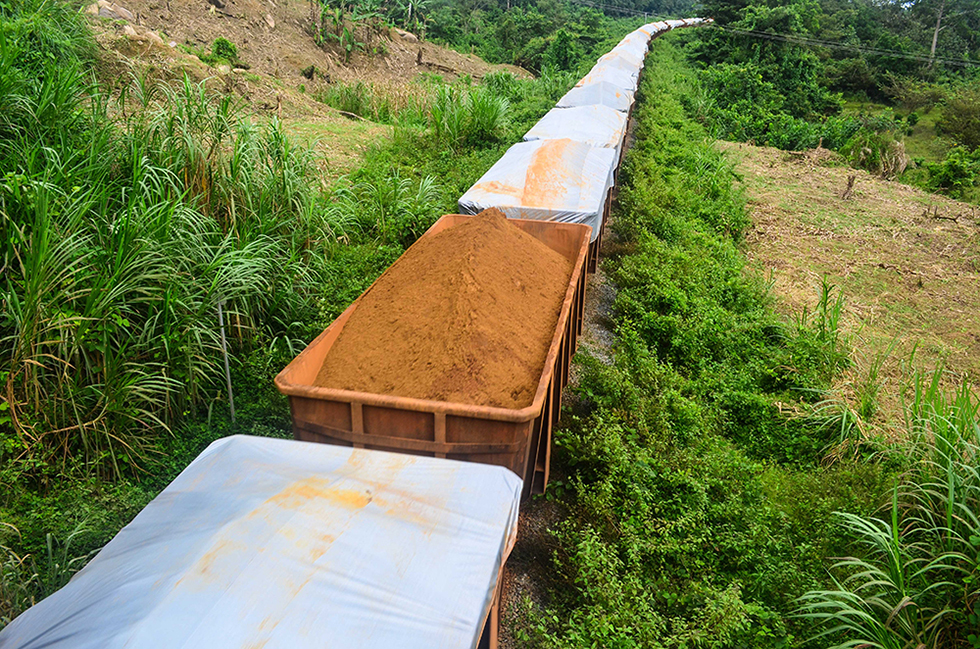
[
  {"xmin": 561, "ymin": 0, "xmax": 659, "ymax": 18},
  {"xmin": 711, "ymin": 24, "xmax": 980, "ymax": 68}
]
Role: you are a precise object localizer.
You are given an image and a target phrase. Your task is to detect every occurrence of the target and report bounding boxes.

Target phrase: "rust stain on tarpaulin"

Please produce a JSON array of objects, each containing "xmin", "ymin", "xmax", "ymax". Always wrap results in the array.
[
  {"xmin": 347, "ymin": 453, "xmax": 454, "ymax": 528},
  {"xmin": 470, "ymin": 179, "xmax": 522, "ymax": 200},
  {"xmin": 524, "ymin": 139, "xmax": 579, "ymax": 207},
  {"xmin": 268, "ymin": 478, "xmax": 373, "ymax": 511},
  {"xmin": 178, "ymin": 477, "xmax": 376, "ymax": 590},
  {"xmin": 191, "ymin": 538, "xmax": 246, "ymax": 580},
  {"xmin": 152, "ymin": 458, "xmax": 461, "ymax": 647},
  {"xmin": 336, "ymin": 452, "xmax": 443, "ymax": 510},
  {"xmin": 235, "ymin": 455, "xmax": 433, "ymax": 645}
]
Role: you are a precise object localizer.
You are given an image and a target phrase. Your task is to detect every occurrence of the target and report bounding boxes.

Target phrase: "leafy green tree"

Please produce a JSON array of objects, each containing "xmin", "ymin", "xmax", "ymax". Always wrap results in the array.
[
  {"xmin": 905, "ymin": 0, "xmax": 980, "ymax": 67},
  {"xmin": 691, "ymin": 0, "xmax": 842, "ymax": 118},
  {"xmin": 543, "ymin": 28, "xmax": 579, "ymax": 71}
]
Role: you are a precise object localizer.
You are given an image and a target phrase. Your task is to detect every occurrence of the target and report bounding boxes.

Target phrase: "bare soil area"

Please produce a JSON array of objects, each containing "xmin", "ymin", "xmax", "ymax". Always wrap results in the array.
[
  {"xmin": 89, "ymin": 0, "xmax": 526, "ymax": 90},
  {"xmin": 723, "ymin": 141, "xmax": 980, "ymax": 419}
]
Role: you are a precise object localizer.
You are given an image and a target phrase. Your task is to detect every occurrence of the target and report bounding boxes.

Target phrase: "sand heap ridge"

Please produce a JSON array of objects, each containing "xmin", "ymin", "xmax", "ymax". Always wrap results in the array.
[{"xmin": 315, "ymin": 209, "xmax": 574, "ymax": 409}]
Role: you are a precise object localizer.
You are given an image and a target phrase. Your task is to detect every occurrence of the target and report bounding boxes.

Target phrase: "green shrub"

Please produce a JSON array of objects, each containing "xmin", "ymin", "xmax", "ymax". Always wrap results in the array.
[
  {"xmin": 886, "ymin": 76, "xmax": 946, "ymax": 113},
  {"xmin": 926, "ymin": 146, "xmax": 980, "ymax": 196},
  {"xmin": 543, "ymin": 28, "xmax": 579, "ymax": 72},
  {"xmin": 199, "ymin": 37, "xmax": 248, "ymax": 68},
  {"xmin": 0, "ymin": 40, "xmax": 341, "ymax": 479},
  {"xmin": 211, "ymin": 36, "xmax": 237, "ymax": 61},
  {"xmin": 939, "ymin": 87, "xmax": 980, "ymax": 151},
  {"xmin": 840, "ymin": 128, "xmax": 910, "ymax": 178}
]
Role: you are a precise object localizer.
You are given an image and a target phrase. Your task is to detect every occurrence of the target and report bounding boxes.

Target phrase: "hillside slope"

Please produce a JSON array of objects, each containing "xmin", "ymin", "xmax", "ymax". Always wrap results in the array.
[
  {"xmin": 85, "ymin": 0, "xmax": 528, "ymax": 177},
  {"xmin": 89, "ymin": 0, "xmax": 526, "ymax": 88}
]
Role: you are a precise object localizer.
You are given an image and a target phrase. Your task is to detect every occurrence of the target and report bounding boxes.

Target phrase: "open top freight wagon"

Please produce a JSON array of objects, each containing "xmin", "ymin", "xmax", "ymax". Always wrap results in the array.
[
  {"xmin": 276, "ymin": 214, "xmax": 591, "ymax": 500},
  {"xmin": 0, "ymin": 436, "xmax": 523, "ymax": 649}
]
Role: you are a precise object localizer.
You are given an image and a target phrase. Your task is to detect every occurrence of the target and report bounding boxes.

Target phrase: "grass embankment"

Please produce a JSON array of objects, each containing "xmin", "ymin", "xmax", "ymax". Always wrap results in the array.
[{"xmin": 511, "ymin": 38, "xmax": 979, "ymax": 649}]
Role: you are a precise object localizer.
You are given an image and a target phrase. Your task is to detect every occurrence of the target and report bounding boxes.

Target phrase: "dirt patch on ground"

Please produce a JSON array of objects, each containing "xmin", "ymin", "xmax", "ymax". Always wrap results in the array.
[
  {"xmin": 88, "ymin": 0, "xmax": 527, "ymax": 92},
  {"xmin": 315, "ymin": 209, "xmax": 573, "ymax": 409},
  {"xmin": 722, "ymin": 140, "xmax": 980, "ymax": 419}
]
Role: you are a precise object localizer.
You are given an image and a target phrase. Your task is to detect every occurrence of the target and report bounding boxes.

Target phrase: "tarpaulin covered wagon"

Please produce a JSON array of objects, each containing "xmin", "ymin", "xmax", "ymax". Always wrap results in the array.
[
  {"xmin": 523, "ymin": 104, "xmax": 629, "ymax": 158},
  {"xmin": 637, "ymin": 21, "xmax": 671, "ymax": 36},
  {"xmin": 593, "ymin": 49, "xmax": 644, "ymax": 79},
  {"xmin": 0, "ymin": 436, "xmax": 522, "ymax": 649},
  {"xmin": 458, "ymin": 138, "xmax": 617, "ymax": 272},
  {"xmin": 556, "ymin": 80, "xmax": 634, "ymax": 112},
  {"xmin": 577, "ymin": 61, "xmax": 640, "ymax": 92},
  {"xmin": 614, "ymin": 31, "xmax": 652, "ymax": 60}
]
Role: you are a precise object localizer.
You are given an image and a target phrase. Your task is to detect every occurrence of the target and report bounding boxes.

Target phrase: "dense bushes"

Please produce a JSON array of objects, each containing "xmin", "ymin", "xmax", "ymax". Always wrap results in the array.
[
  {"xmin": 427, "ymin": 2, "xmax": 636, "ymax": 74},
  {"xmin": 691, "ymin": 59, "xmax": 914, "ymax": 176},
  {"xmin": 315, "ymin": 70, "xmax": 578, "ymax": 152},
  {"xmin": 514, "ymin": 39, "xmax": 887, "ymax": 649},
  {"xmin": 314, "ymin": 79, "xmax": 434, "ymax": 124},
  {"xmin": 940, "ymin": 86, "xmax": 980, "ymax": 151},
  {"xmin": 511, "ymin": 35, "xmax": 980, "ymax": 649},
  {"xmin": 682, "ymin": 0, "xmax": 980, "ymax": 194},
  {"xmin": 926, "ymin": 146, "xmax": 980, "ymax": 195}
]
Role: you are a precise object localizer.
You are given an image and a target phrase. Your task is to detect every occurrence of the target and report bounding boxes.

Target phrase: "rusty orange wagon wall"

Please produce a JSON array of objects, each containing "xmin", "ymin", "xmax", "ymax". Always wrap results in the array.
[{"xmin": 275, "ymin": 215, "xmax": 590, "ymax": 500}]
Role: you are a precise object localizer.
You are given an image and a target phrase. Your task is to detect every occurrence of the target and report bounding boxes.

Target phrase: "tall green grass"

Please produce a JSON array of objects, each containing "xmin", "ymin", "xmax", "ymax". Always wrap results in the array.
[
  {"xmin": 316, "ymin": 77, "xmax": 511, "ymax": 150},
  {"xmin": 428, "ymin": 84, "xmax": 508, "ymax": 149},
  {"xmin": 0, "ymin": 0, "xmax": 448, "ymax": 481},
  {"xmin": 314, "ymin": 79, "xmax": 433, "ymax": 125},
  {"xmin": 797, "ymin": 371, "xmax": 980, "ymax": 648}
]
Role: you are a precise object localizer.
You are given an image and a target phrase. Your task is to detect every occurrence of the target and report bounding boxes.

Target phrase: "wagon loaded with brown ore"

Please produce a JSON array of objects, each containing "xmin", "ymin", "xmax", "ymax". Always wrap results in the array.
[{"xmin": 276, "ymin": 210, "xmax": 590, "ymax": 499}]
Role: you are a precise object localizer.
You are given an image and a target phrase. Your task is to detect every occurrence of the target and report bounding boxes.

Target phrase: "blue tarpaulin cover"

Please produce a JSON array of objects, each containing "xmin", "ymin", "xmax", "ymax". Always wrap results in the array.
[{"xmin": 0, "ymin": 436, "xmax": 523, "ymax": 649}]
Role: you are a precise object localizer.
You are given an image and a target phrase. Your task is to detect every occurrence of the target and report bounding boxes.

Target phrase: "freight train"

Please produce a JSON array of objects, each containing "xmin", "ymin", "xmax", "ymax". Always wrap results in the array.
[{"xmin": 0, "ymin": 17, "xmax": 711, "ymax": 649}]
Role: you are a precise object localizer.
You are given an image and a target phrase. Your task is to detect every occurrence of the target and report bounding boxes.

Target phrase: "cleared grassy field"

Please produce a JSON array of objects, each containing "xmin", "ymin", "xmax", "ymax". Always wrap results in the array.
[{"xmin": 724, "ymin": 140, "xmax": 980, "ymax": 424}]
